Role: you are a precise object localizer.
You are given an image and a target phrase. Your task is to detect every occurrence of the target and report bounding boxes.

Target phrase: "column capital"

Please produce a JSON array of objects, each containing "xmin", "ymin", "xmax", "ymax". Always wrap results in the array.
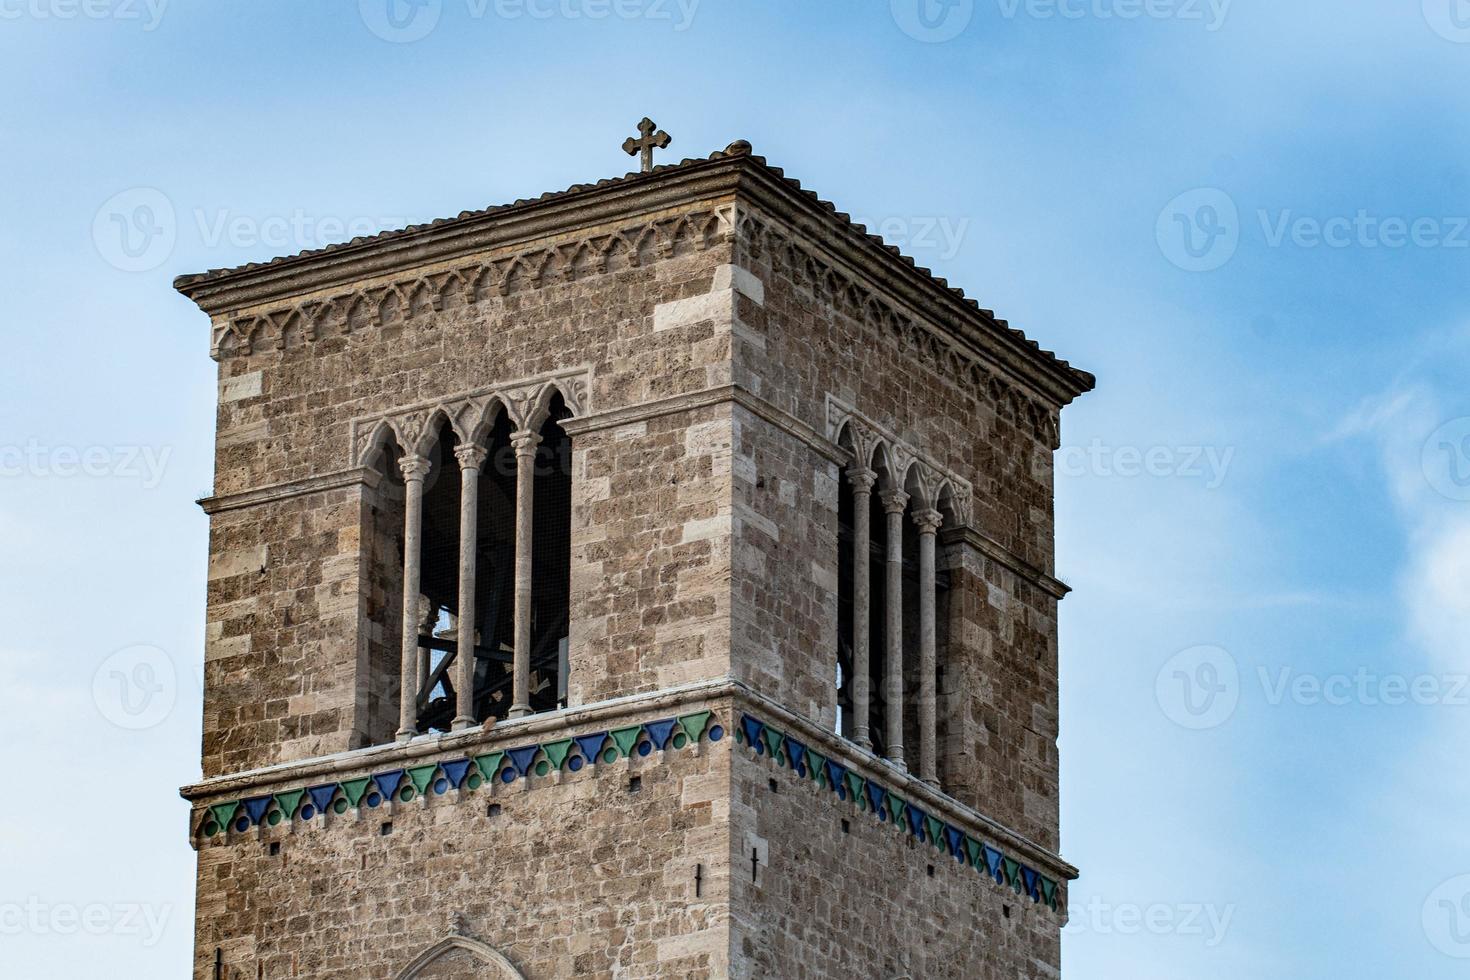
[
  {"xmin": 880, "ymin": 489, "xmax": 909, "ymax": 515},
  {"xmin": 510, "ymin": 430, "xmax": 542, "ymax": 457},
  {"xmin": 912, "ymin": 508, "xmax": 943, "ymax": 534},
  {"xmin": 398, "ymin": 453, "xmax": 431, "ymax": 483},
  {"xmin": 454, "ymin": 445, "xmax": 488, "ymax": 471},
  {"xmin": 848, "ymin": 466, "xmax": 878, "ymax": 494}
]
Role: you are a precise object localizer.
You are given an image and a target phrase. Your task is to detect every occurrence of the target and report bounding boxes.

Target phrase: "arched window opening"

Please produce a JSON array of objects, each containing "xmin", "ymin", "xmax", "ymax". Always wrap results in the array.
[
  {"xmin": 413, "ymin": 418, "xmax": 463, "ymax": 734},
  {"xmin": 362, "ymin": 435, "xmax": 406, "ymax": 748},
  {"xmin": 833, "ymin": 427, "xmax": 952, "ymax": 790},
  {"xmin": 900, "ymin": 489, "xmax": 922, "ymax": 765},
  {"xmin": 467, "ymin": 411, "xmax": 517, "ymax": 725},
  {"xmin": 866, "ymin": 474, "xmax": 891, "ymax": 758},
  {"xmin": 837, "ymin": 468, "xmax": 856, "ymax": 738},
  {"xmin": 528, "ymin": 394, "xmax": 573, "ymax": 713},
  {"xmin": 361, "ymin": 382, "xmax": 579, "ymax": 746}
]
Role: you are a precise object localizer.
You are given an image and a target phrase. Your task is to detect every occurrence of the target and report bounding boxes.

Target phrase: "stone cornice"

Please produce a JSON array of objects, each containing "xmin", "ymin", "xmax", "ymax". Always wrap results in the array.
[
  {"xmin": 941, "ymin": 525, "xmax": 1071, "ymax": 600},
  {"xmin": 197, "ymin": 466, "xmax": 381, "ymax": 515},
  {"xmin": 178, "ymin": 676, "xmax": 1077, "ymax": 883},
  {"xmin": 174, "ymin": 151, "xmax": 750, "ymax": 317},
  {"xmin": 173, "ymin": 145, "xmax": 1092, "ymax": 406},
  {"xmin": 180, "ymin": 677, "xmax": 734, "ymax": 803},
  {"xmin": 727, "ymin": 165, "xmax": 1093, "ymax": 408}
]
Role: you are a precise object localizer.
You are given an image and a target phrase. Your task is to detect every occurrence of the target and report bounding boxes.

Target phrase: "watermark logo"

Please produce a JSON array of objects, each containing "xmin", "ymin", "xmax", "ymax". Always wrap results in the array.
[
  {"xmin": 1065, "ymin": 898, "xmax": 1236, "ymax": 948},
  {"xmin": 1159, "ymin": 654, "xmax": 1468, "ymax": 728},
  {"xmin": 1424, "ymin": 0, "xmax": 1470, "ymax": 43},
  {"xmin": 891, "ymin": 0, "xmax": 974, "ymax": 42},
  {"xmin": 92, "ymin": 644, "xmax": 176, "ymax": 730},
  {"xmin": 0, "ymin": 0, "xmax": 169, "ymax": 29},
  {"xmin": 994, "ymin": 0, "xmax": 1230, "ymax": 31},
  {"xmin": 0, "ymin": 441, "xmax": 171, "ymax": 488},
  {"xmin": 0, "ymin": 900, "xmax": 172, "ymax": 947},
  {"xmin": 1157, "ymin": 188, "xmax": 1239, "ymax": 272},
  {"xmin": 1057, "ymin": 440, "xmax": 1235, "ymax": 489},
  {"xmin": 360, "ymin": 0, "xmax": 442, "ymax": 42},
  {"xmin": 360, "ymin": 0, "xmax": 698, "ymax": 40},
  {"xmin": 1259, "ymin": 210, "xmax": 1469, "ymax": 250},
  {"xmin": 1422, "ymin": 417, "xmax": 1470, "ymax": 502},
  {"xmin": 92, "ymin": 187, "xmax": 175, "ymax": 273},
  {"xmin": 1424, "ymin": 875, "xmax": 1470, "ymax": 957},
  {"xmin": 1156, "ymin": 645, "xmax": 1239, "ymax": 730}
]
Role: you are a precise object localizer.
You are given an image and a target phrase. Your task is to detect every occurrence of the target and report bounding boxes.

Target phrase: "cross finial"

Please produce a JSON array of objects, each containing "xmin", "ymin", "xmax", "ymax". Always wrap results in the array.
[{"xmin": 623, "ymin": 117, "xmax": 671, "ymax": 173}]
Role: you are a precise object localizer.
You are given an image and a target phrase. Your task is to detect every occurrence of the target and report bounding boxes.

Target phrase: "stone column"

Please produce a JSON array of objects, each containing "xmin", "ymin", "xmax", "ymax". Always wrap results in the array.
[
  {"xmin": 881, "ymin": 489, "xmax": 909, "ymax": 770},
  {"xmin": 849, "ymin": 467, "xmax": 877, "ymax": 750},
  {"xmin": 509, "ymin": 429, "xmax": 541, "ymax": 718},
  {"xmin": 396, "ymin": 453, "xmax": 431, "ymax": 743},
  {"xmin": 451, "ymin": 445, "xmax": 487, "ymax": 731},
  {"xmin": 914, "ymin": 507, "xmax": 944, "ymax": 788}
]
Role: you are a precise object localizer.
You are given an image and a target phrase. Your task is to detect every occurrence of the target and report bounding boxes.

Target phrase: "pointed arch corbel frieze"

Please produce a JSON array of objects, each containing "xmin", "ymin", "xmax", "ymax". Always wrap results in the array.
[
  {"xmin": 825, "ymin": 396, "xmax": 974, "ymax": 531},
  {"xmin": 205, "ymin": 205, "xmax": 735, "ymax": 362},
  {"xmin": 730, "ymin": 211, "xmax": 1062, "ymax": 447},
  {"xmin": 349, "ymin": 367, "xmax": 593, "ymax": 468}
]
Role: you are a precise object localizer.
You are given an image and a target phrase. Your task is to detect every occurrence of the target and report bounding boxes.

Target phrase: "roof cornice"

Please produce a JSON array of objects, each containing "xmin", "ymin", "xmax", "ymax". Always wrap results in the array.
[{"xmin": 175, "ymin": 142, "xmax": 1093, "ymax": 403}]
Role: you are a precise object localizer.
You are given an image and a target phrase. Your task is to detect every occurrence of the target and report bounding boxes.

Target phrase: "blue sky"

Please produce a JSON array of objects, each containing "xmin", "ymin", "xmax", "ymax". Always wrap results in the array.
[{"xmin": 2, "ymin": 1, "xmax": 1468, "ymax": 976}]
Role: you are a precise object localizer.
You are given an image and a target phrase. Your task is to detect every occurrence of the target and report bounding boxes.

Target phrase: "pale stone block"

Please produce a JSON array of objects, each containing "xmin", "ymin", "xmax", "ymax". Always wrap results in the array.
[
  {"xmin": 681, "ymin": 514, "xmax": 731, "ymax": 544},
  {"xmin": 219, "ymin": 371, "xmax": 262, "ymax": 402},
  {"xmin": 208, "ymin": 543, "xmax": 267, "ymax": 581}
]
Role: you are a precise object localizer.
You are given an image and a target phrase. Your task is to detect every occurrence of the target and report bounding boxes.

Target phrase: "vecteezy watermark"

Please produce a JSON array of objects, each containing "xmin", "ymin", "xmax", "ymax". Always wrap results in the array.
[
  {"xmin": 0, "ymin": 0, "xmax": 168, "ymax": 29},
  {"xmin": 359, "ymin": 0, "xmax": 699, "ymax": 42},
  {"xmin": 890, "ymin": 0, "xmax": 975, "ymax": 42},
  {"xmin": 192, "ymin": 208, "xmax": 405, "ymax": 252},
  {"xmin": 1158, "ymin": 187, "xmax": 1470, "ymax": 272},
  {"xmin": 1158, "ymin": 647, "xmax": 1470, "ymax": 730},
  {"xmin": 92, "ymin": 188, "xmax": 176, "ymax": 274},
  {"xmin": 0, "ymin": 441, "xmax": 171, "ymax": 488},
  {"xmin": 1156, "ymin": 188, "xmax": 1240, "ymax": 272},
  {"xmin": 1423, "ymin": 0, "xmax": 1470, "ymax": 44},
  {"xmin": 1056, "ymin": 440, "xmax": 1234, "ymax": 489},
  {"xmin": 853, "ymin": 214, "xmax": 971, "ymax": 261},
  {"xmin": 994, "ymin": 0, "xmax": 1230, "ymax": 31},
  {"xmin": 1421, "ymin": 417, "xmax": 1470, "ymax": 502},
  {"xmin": 360, "ymin": 0, "xmax": 441, "ymax": 41},
  {"xmin": 1065, "ymin": 897, "xmax": 1236, "ymax": 948},
  {"xmin": 0, "ymin": 900, "xmax": 172, "ymax": 947},
  {"xmin": 93, "ymin": 187, "xmax": 408, "ymax": 273},
  {"xmin": 1258, "ymin": 210, "xmax": 1470, "ymax": 251},
  {"xmin": 1259, "ymin": 667, "xmax": 1470, "ymax": 707},
  {"xmin": 1156, "ymin": 645, "xmax": 1240, "ymax": 729},
  {"xmin": 782, "ymin": 210, "xmax": 972, "ymax": 263},
  {"xmin": 1424, "ymin": 875, "xmax": 1470, "ymax": 958},
  {"xmin": 92, "ymin": 645, "xmax": 177, "ymax": 730}
]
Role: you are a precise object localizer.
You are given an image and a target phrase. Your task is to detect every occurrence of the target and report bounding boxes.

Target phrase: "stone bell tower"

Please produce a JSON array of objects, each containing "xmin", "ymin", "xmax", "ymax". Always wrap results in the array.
[{"xmin": 176, "ymin": 123, "xmax": 1092, "ymax": 979}]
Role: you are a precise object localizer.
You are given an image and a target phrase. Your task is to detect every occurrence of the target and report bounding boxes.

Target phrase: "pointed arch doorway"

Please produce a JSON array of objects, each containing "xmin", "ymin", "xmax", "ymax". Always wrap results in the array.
[{"xmin": 394, "ymin": 935, "xmax": 526, "ymax": 980}]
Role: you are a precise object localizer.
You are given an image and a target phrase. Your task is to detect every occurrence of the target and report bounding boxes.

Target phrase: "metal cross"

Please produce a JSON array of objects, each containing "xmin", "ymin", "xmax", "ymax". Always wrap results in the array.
[{"xmin": 623, "ymin": 117, "xmax": 671, "ymax": 173}]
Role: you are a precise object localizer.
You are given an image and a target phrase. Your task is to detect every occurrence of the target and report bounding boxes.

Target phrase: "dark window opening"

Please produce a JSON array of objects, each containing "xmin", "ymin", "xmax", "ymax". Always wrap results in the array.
[{"xmin": 398, "ymin": 395, "xmax": 575, "ymax": 736}]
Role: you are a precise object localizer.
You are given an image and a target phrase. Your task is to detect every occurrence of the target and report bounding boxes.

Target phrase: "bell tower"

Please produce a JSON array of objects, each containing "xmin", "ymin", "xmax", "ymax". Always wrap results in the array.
[{"xmin": 177, "ymin": 127, "xmax": 1092, "ymax": 979}]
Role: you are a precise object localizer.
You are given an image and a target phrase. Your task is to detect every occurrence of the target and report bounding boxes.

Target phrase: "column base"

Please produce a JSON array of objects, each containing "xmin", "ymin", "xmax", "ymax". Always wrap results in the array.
[
  {"xmin": 395, "ymin": 729, "xmax": 416, "ymax": 744},
  {"xmin": 853, "ymin": 735, "xmax": 873, "ymax": 751},
  {"xmin": 508, "ymin": 704, "xmax": 532, "ymax": 719},
  {"xmin": 451, "ymin": 717, "xmax": 477, "ymax": 732}
]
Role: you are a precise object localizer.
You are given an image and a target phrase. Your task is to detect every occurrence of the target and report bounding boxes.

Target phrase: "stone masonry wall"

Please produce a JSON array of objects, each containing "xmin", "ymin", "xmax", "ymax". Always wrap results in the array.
[
  {"xmin": 728, "ymin": 744, "xmax": 1062, "ymax": 980},
  {"xmin": 726, "ymin": 203, "xmax": 1065, "ymax": 844},
  {"xmin": 203, "ymin": 484, "xmax": 368, "ymax": 775},
  {"xmin": 191, "ymin": 701, "xmax": 734, "ymax": 980},
  {"xmin": 201, "ymin": 202, "xmax": 741, "ymax": 777}
]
